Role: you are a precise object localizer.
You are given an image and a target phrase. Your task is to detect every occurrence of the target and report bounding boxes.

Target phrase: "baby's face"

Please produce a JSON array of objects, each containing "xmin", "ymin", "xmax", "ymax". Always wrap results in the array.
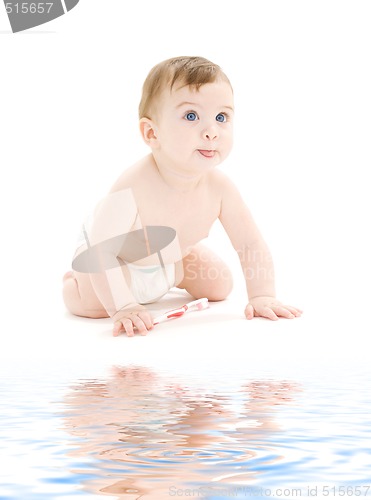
[{"xmin": 153, "ymin": 80, "xmax": 234, "ymax": 174}]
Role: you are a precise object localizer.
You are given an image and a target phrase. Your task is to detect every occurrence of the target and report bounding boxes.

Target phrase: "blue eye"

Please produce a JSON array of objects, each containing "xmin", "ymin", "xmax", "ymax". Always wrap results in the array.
[
  {"xmin": 216, "ymin": 113, "xmax": 226, "ymax": 123},
  {"xmin": 185, "ymin": 112, "xmax": 198, "ymax": 121}
]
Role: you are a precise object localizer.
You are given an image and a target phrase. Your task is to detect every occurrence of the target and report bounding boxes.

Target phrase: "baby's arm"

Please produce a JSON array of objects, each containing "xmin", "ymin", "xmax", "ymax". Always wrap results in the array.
[
  {"xmin": 218, "ymin": 175, "xmax": 302, "ymax": 320},
  {"xmin": 86, "ymin": 189, "xmax": 153, "ymax": 336},
  {"xmin": 90, "ymin": 268, "xmax": 153, "ymax": 337}
]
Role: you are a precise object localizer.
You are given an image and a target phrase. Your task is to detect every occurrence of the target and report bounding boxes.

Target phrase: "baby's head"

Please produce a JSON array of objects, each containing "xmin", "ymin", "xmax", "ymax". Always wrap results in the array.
[
  {"xmin": 139, "ymin": 56, "xmax": 232, "ymax": 120},
  {"xmin": 139, "ymin": 56, "xmax": 234, "ymax": 174}
]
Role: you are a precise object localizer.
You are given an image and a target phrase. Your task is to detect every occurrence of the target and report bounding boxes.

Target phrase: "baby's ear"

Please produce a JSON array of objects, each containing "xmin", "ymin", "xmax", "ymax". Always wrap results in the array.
[{"xmin": 139, "ymin": 118, "xmax": 159, "ymax": 148}]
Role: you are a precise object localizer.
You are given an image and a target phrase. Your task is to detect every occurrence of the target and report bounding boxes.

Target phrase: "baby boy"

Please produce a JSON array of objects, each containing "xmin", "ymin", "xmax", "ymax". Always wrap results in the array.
[{"xmin": 63, "ymin": 56, "xmax": 302, "ymax": 336}]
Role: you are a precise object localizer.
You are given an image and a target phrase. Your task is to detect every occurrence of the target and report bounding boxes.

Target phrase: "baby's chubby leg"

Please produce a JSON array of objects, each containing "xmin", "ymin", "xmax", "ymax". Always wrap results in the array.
[
  {"xmin": 177, "ymin": 243, "xmax": 233, "ymax": 301},
  {"xmin": 62, "ymin": 271, "xmax": 109, "ymax": 319}
]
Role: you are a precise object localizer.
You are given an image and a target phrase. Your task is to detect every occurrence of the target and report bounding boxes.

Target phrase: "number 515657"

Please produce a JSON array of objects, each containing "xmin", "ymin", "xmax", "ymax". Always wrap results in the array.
[{"xmin": 5, "ymin": 3, "xmax": 54, "ymax": 14}]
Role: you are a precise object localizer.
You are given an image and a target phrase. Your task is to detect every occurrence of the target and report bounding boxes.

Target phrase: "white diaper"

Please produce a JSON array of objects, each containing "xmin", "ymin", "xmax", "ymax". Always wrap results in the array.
[{"xmin": 126, "ymin": 262, "xmax": 176, "ymax": 304}]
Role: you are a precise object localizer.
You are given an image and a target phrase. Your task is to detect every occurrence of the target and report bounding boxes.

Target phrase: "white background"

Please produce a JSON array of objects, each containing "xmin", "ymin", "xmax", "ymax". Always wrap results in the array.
[{"xmin": 1, "ymin": 1, "xmax": 371, "ymax": 368}]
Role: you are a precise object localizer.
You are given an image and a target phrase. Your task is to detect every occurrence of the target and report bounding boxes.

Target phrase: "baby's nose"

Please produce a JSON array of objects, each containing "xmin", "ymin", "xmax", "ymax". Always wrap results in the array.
[{"xmin": 203, "ymin": 126, "xmax": 218, "ymax": 141}]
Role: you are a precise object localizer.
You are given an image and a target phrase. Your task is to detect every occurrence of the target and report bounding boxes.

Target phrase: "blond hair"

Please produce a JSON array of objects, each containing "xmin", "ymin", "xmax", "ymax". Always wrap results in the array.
[{"xmin": 139, "ymin": 56, "xmax": 231, "ymax": 119}]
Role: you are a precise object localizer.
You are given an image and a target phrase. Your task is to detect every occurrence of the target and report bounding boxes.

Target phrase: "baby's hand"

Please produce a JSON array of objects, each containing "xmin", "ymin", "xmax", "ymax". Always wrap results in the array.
[
  {"xmin": 245, "ymin": 296, "xmax": 302, "ymax": 321},
  {"xmin": 112, "ymin": 307, "xmax": 154, "ymax": 337}
]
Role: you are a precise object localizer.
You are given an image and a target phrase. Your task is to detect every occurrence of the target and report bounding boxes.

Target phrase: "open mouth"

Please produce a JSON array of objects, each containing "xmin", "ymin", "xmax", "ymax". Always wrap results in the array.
[{"xmin": 198, "ymin": 150, "xmax": 216, "ymax": 158}]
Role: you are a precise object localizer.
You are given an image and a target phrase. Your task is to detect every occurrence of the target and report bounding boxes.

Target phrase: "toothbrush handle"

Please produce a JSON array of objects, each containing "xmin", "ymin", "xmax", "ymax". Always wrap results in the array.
[
  {"xmin": 153, "ymin": 306, "xmax": 186, "ymax": 325},
  {"xmin": 153, "ymin": 313, "xmax": 169, "ymax": 325}
]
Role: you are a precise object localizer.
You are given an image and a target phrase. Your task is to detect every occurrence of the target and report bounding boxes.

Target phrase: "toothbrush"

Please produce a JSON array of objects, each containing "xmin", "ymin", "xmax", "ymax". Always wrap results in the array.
[{"xmin": 153, "ymin": 298, "xmax": 209, "ymax": 325}]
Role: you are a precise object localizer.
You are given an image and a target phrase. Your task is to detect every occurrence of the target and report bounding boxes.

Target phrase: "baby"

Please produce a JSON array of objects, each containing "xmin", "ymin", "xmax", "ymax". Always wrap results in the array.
[{"xmin": 63, "ymin": 56, "xmax": 302, "ymax": 337}]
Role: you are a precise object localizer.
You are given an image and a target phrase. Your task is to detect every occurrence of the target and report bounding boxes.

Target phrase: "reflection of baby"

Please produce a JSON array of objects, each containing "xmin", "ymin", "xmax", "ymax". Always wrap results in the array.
[
  {"xmin": 63, "ymin": 56, "xmax": 302, "ymax": 337},
  {"xmin": 62, "ymin": 366, "xmax": 300, "ymax": 497}
]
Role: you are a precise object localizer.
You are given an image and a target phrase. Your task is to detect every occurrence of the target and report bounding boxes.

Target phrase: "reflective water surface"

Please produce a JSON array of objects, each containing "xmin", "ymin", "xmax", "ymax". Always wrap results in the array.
[{"xmin": 1, "ymin": 363, "xmax": 371, "ymax": 499}]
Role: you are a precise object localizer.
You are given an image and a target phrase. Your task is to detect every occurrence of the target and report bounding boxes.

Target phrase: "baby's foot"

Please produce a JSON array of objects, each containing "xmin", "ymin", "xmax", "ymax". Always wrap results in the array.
[{"xmin": 63, "ymin": 271, "xmax": 74, "ymax": 282}]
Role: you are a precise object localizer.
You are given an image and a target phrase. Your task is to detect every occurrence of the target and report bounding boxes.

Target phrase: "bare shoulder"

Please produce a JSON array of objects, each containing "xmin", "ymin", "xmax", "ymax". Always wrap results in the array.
[
  {"xmin": 208, "ymin": 169, "xmax": 243, "ymax": 198},
  {"xmin": 109, "ymin": 155, "xmax": 154, "ymax": 193}
]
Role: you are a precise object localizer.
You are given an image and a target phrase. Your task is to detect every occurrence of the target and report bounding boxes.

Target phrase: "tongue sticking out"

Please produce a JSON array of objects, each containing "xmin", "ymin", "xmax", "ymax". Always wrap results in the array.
[{"xmin": 198, "ymin": 150, "xmax": 215, "ymax": 158}]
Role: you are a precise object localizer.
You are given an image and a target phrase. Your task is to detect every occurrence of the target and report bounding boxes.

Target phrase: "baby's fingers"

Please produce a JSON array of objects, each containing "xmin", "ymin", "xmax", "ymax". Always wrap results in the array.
[
  {"xmin": 113, "ymin": 318, "xmax": 135, "ymax": 337},
  {"xmin": 130, "ymin": 315, "xmax": 149, "ymax": 336},
  {"xmin": 245, "ymin": 304, "xmax": 279, "ymax": 321},
  {"xmin": 284, "ymin": 305, "xmax": 303, "ymax": 317},
  {"xmin": 245, "ymin": 301, "xmax": 303, "ymax": 322},
  {"xmin": 122, "ymin": 318, "xmax": 136, "ymax": 337},
  {"xmin": 271, "ymin": 304, "xmax": 303, "ymax": 319},
  {"xmin": 113, "ymin": 321, "xmax": 124, "ymax": 337},
  {"xmin": 137, "ymin": 311, "xmax": 154, "ymax": 332},
  {"xmin": 262, "ymin": 306, "xmax": 279, "ymax": 321},
  {"xmin": 112, "ymin": 312, "xmax": 153, "ymax": 337},
  {"xmin": 245, "ymin": 303, "xmax": 254, "ymax": 320},
  {"xmin": 113, "ymin": 318, "xmax": 134, "ymax": 337}
]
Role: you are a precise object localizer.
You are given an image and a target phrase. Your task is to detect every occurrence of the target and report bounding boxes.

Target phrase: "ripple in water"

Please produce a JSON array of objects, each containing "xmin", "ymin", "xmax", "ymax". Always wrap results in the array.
[{"xmin": 1, "ymin": 365, "xmax": 371, "ymax": 499}]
